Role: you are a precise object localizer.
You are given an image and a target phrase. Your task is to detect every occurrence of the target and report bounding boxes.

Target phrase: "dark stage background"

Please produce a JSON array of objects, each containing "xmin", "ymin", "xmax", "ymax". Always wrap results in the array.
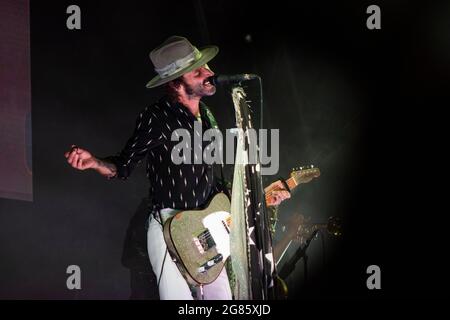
[
  {"xmin": 0, "ymin": 0, "xmax": 448, "ymax": 299},
  {"xmin": 0, "ymin": 0, "xmax": 32, "ymax": 201}
]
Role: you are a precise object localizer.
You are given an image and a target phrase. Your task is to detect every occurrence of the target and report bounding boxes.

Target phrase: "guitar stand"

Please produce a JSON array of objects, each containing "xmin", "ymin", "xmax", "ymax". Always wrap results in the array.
[{"xmin": 278, "ymin": 229, "xmax": 320, "ymax": 283}]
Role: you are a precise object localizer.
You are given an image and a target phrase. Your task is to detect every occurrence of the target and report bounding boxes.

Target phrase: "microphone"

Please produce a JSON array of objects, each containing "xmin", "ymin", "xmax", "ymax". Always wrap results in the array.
[{"xmin": 208, "ymin": 74, "xmax": 259, "ymax": 86}]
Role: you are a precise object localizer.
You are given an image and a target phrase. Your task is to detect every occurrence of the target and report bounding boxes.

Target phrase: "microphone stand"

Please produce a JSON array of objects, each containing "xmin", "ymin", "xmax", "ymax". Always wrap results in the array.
[{"xmin": 278, "ymin": 229, "xmax": 320, "ymax": 283}]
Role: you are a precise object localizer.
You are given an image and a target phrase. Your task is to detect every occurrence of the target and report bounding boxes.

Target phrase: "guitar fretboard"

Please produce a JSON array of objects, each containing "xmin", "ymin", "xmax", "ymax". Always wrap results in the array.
[{"xmin": 264, "ymin": 177, "xmax": 298, "ymax": 199}]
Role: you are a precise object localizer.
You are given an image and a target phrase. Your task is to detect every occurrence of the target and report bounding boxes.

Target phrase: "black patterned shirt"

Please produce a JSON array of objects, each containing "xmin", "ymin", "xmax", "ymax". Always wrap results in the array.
[{"xmin": 106, "ymin": 96, "xmax": 227, "ymax": 210}]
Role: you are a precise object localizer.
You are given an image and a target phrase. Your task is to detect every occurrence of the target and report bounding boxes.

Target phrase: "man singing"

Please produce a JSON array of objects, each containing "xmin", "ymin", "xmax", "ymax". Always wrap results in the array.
[{"xmin": 64, "ymin": 36, "xmax": 290, "ymax": 299}]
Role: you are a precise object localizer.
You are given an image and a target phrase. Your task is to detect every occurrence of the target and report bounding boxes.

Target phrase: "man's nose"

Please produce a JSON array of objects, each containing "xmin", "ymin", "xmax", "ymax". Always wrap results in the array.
[{"xmin": 202, "ymin": 67, "xmax": 214, "ymax": 77}]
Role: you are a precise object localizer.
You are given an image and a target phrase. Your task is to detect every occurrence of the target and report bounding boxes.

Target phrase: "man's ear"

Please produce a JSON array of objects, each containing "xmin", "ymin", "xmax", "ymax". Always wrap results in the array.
[{"xmin": 168, "ymin": 79, "xmax": 183, "ymax": 93}]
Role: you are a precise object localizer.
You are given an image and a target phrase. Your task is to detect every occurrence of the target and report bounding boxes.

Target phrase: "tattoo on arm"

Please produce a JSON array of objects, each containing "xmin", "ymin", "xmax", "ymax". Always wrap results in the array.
[{"xmin": 96, "ymin": 158, "xmax": 117, "ymax": 178}]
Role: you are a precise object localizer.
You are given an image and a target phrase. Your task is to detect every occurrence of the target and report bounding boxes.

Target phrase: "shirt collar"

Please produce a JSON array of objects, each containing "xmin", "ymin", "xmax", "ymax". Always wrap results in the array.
[{"xmin": 162, "ymin": 95, "xmax": 209, "ymax": 124}]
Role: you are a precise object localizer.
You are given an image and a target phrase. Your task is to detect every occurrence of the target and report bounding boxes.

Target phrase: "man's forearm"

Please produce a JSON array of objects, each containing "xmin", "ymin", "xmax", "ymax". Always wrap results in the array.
[{"xmin": 93, "ymin": 157, "xmax": 117, "ymax": 178}]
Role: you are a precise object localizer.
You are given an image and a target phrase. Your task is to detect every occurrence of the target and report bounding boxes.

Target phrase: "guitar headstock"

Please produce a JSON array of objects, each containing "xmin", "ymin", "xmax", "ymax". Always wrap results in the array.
[{"xmin": 290, "ymin": 165, "xmax": 321, "ymax": 185}]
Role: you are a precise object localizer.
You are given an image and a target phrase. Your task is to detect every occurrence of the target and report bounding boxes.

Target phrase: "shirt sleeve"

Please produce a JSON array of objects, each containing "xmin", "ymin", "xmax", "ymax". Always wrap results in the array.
[{"xmin": 105, "ymin": 107, "xmax": 164, "ymax": 180}]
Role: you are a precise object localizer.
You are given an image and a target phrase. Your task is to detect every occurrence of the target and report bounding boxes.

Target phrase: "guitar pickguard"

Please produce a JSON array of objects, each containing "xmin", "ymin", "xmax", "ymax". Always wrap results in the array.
[{"xmin": 202, "ymin": 211, "xmax": 231, "ymax": 259}]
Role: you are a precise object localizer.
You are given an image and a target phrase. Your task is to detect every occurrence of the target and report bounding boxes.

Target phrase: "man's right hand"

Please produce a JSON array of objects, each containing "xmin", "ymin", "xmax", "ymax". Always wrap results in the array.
[
  {"xmin": 64, "ymin": 145, "xmax": 98, "ymax": 171},
  {"xmin": 64, "ymin": 145, "xmax": 117, "ymax": 178}
]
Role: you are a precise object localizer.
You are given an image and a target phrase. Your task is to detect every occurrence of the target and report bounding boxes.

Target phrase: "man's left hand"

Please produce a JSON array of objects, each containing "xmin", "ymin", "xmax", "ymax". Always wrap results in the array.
[{"xmin": 265, "ymin": 180, "xmax": 291, "ymax": 207}]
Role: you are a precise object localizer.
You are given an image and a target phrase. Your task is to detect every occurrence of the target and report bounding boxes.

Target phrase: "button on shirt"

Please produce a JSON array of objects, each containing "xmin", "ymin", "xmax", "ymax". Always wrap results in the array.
[{"xmin": 106, "ymin": 96, "xmax": 226, "ymax": 210}]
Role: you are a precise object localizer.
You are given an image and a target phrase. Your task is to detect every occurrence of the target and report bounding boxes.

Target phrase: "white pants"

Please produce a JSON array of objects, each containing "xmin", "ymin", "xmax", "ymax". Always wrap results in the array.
[{"xmin": 146, "ymin": 212, "xmax": 233, "ymax": 300}]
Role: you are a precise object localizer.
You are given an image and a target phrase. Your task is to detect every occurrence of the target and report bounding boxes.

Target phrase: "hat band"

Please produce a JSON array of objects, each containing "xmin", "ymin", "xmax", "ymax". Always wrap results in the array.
[{"xmin": 155, "ymin": 48, "xmax": 202, "ymax": 79}]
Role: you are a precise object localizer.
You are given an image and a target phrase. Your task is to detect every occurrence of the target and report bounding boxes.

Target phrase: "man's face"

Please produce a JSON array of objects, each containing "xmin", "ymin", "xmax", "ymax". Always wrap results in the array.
[{"xmin": 180, "ymin": 64, "xmax": 216, "ymax": 97}]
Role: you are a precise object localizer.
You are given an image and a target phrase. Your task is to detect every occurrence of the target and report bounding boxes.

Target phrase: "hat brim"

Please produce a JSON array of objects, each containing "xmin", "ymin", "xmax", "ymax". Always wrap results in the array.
[{"xmin": 146, "ymin": 45, "xmax": 219, "ymax": 89}]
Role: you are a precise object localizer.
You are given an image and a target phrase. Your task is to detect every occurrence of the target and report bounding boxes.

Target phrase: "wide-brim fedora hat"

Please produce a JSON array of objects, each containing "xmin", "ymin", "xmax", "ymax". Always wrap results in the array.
[{"xmin": 146, "ymin": 36, "xmax": 218, "ymax": 88}]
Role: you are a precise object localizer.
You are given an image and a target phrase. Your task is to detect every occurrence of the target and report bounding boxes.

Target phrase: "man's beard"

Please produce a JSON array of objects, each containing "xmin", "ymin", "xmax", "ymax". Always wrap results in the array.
[{"xmin": 183, "ymin": 81, "xmax": 216, "ymax": 97}]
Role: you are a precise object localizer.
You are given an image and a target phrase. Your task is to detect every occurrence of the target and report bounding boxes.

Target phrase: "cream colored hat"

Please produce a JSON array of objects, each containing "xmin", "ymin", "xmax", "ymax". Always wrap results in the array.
[{"xmin": 146, "ymin": 36, "xmax": 218, "ymax": 88}]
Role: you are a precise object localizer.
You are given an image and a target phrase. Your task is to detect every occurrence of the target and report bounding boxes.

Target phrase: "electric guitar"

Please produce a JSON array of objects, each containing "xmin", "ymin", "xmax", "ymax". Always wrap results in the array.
[{"xmin": 162, "ymin": 165, "xmax": 320, "ymax": 286}]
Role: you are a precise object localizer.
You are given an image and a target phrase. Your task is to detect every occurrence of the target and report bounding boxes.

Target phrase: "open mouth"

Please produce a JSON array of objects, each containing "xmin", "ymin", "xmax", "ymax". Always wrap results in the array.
[{"xmin": 203, "ymin": 78, "xmax": 214, "ymax": 87}]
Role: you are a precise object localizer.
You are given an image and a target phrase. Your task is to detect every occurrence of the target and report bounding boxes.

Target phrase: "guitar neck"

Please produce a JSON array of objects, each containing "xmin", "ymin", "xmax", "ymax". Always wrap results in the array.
[
  {"xmin": 265, "ymin": 176, "xmax": 299, "ymax": 196},
  {"xmin": 285, "ymin": 177, "xmax": 298, "ymax": 191}
]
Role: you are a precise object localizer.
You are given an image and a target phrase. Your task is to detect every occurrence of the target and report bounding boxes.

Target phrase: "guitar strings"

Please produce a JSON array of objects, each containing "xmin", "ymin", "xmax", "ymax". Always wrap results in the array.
[
  {"xmin": 263, "ymin": 169, "xmax": 317, "ymax": 198},
  {"xmin": 196, "ymin": 190, "xmax": 293, "ymax": 244},
  {"xmin": 195, "ymin": 179, "xmax": 314, "ymax": 244}
]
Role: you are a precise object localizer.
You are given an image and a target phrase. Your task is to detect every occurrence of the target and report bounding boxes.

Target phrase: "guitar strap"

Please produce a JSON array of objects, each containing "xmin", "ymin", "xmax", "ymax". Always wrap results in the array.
[
  {"xmin": 278, "ymin": 177, "xmax": 291, "ymax": 194},
  {"xmin": 200, "ymin": 102, "xmax": 230, "ymax": 198}
]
